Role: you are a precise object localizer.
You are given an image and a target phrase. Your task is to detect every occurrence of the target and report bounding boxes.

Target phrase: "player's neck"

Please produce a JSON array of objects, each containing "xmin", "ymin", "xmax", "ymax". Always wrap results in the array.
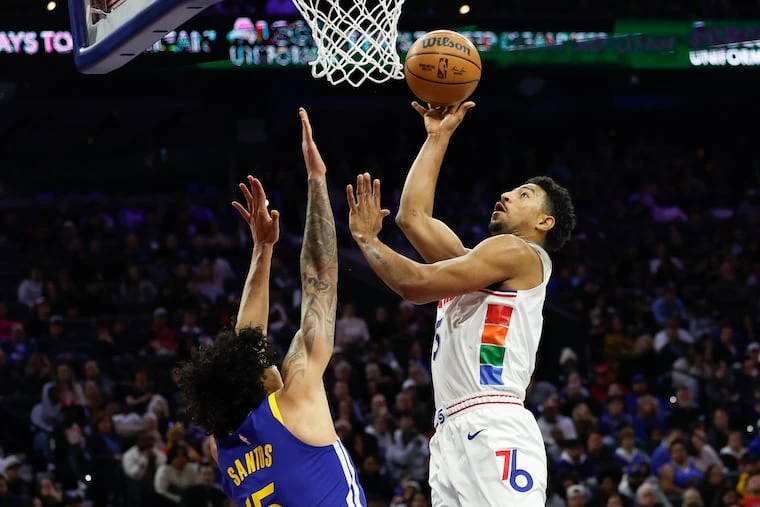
[{"xmin": 510, "ymin": 230, "xmax": 542, "ymax": 247}]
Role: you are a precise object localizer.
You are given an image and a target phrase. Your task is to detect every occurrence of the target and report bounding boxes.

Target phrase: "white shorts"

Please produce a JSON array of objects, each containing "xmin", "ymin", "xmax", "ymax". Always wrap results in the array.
[{"xmin": 429, "ymin": 395, "xmax": 548, "ymax": 507}]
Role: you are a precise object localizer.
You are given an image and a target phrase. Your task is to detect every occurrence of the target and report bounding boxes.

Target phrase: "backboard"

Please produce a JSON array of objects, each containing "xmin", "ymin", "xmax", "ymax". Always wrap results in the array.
[{"xmin": 68, "ymin": 0, "xmax": 219, "ymax": 73}]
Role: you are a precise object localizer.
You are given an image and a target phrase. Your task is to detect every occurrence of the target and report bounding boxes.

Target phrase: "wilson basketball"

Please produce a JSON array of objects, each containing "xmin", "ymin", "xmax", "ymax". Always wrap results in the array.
[{"xmin": 404, "ymin": 30, "xmax": 482, "ymax": 107}]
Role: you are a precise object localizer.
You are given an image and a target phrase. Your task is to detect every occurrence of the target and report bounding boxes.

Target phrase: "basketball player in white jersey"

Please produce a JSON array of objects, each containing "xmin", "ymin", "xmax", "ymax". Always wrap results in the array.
[{"xmin": 345, "ymin": 101, "xmax": 575, "ymax": 506}]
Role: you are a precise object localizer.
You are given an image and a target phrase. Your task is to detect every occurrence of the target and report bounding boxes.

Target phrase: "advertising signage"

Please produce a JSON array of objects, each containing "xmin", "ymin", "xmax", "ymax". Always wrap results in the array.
[{"xmin": 2, "ymin": 18, "xmax": 760, "ymax": 70}]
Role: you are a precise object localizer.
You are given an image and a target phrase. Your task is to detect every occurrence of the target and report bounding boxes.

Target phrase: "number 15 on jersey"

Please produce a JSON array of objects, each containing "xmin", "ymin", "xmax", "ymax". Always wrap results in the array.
[{"xmin": 246, "ymin": 483, "xmax": 282, "ymax": 507}]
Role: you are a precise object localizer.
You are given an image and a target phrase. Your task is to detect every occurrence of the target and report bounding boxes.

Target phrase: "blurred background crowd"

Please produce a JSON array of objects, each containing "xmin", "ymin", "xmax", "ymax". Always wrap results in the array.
[
  {"xmin": 2, "ymin": 0, "xmax": 760, "ymax": 506},
  {"xmin": 1, "ymin": 102, "xmax": 759, "ymax": 507}
]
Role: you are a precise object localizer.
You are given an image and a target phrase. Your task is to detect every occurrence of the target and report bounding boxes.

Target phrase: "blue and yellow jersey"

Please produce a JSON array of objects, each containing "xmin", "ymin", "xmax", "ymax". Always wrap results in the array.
[{"xmin": 216, "ymin": 393, "xmax": 367, "ymax": 507}]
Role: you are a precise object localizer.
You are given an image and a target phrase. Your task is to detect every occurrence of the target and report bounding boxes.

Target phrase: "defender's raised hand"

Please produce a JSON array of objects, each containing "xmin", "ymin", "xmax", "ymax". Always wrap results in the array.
[
  {"xmin": 300, "ymin": 107, "xmax": 327, "ymax": 179},
  {"xmin": 232, "ymin": 175, "xmax": 280, "ymax": 247},
  {"xmin": 411, "ymin": 100, "xmax": 475, "ymax": 137},
  {"xmin": 346, "ymin": 173, "xmax": 391, "ymax": 240}
]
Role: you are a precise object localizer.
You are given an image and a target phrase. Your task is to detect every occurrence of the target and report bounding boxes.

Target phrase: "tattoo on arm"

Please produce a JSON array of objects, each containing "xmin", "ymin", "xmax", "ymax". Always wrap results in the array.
[
  {"xmin": 282, "ymin": 335, "xmax": 305, "ymax": 391},
  {"xmin": 282, "ymin": 178, "xmax": 338, "ymax": 390},
  {"xmin": 359, "ymin": 237, "xmax": 386, "ymax": 264}
]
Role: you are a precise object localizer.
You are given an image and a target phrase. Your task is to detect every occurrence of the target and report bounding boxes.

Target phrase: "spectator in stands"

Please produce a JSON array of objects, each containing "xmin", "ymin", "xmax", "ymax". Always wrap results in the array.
[
  {"xmin": 86, "ymin": 413, "xmax": 125, "ymax": 507},
  {"xmin": 36, "ymin": 476, "xmax": 63, "ymax": 507},
  {"xmin": 336, "ymin": 302, "xmax": 371, "ymax": 350},
  {"xmin": 682, "ymin": 487, "xmax": 704, "ymax": 506},
  {"xmin": 667, "ymin": 387, "xmax": 701, "ymax": 432},
  {"xmin": 737, "ymin": 455, "xmax": 760, "ymax": 497},
  {"xmin": 652, "ymin": 285, "xmax": 689, "ymax": 327},
  {"xmin": 742, "ymin": 473, "xmax": 760, "ymax": 507},
  {"xmin": 632, "ymin": 394, "xmax": 667, "ymax": 445},
  {"xmin": 123, "ymin": 431, "xmax": 166, "ymax": 507},
  {"xmin": 162, "ymin": 423, "xmax": 202, "ymax": 462},
  {"xmin": 154, "ymin": 445, "xmax": 199, "ymax": 506},
  {"xmin": 699, "ymin": 464, "xmax": 727, "ymax": 505},
  {"xmin": 178, "ymin": 463, "xmax": 226, "ymax": 507},
  {"xmin": 614, "ymin": 425, "xmax": 650, "ymax": 470},
  {"xmin": 658, "ymin": 438, "xmax": 704, "ymax": 498},
  {"xmin": 556, "ymin": 438, "xmax": 596, "ymax": 483},
  {"xmin": 708, "ymin": 408, "xmax": 732, "ymax": 451},
  {"xmin": 0, "ymin": 474, "xmax": 23, "ymax": 507},
  {"xmin": 358, "ymin": 454, "xmax": 394, "ymax": 503},
  {"xmin": 17, "ymin": 268, "xmax": 43, "ymax": 309},
  {"xmin": 539, "ymin": 392, "xmax": 578, "ymax": 460},
  {"xmin": 147, "ymin": 308, "xmax": 177, "ymax": 356},
  {"xmin": 688, "ymin": 426, "xmax": 722, "ymax": 472},
  {"xmin": 124, "ymin": 368, "xmax": 156, "ymax": 414},
  {"xmin": 120, "ymin": 265, "xmax": 158, "ymax": 306},
  {"xmin": 385, "ymin": 423, "xmax": 429, "ymax": 484},
  {"xmin": 566, "ymin": 484, "xmax": 589, "ymax": 507},
  {"xmin": 2, "ymin": 456, "xmax": 31, "ymax": 503},
  {"xmin": 81, "ymin": 359, "xmax": 114, "ymax": 401},
  {"xmin": 571, "ymin": 403, "xmax": 598, "ymax": 444},
  {"xmin": 720, "ymin": 430, "xmax": 747, "ymax": 470}
]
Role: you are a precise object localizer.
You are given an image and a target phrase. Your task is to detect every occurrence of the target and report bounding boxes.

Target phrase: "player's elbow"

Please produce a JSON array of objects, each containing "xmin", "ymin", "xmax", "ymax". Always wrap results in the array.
[
  {"xmin": 398, "ymin": 282, "xmax": 434, "ymax": 305},
  {"xmin": 395, "ymin": 211, "xmax": 412, "ymax": 231},
  {"xmin": 395, "ymin": 209, "xmax": 426, "ymax": 232}
]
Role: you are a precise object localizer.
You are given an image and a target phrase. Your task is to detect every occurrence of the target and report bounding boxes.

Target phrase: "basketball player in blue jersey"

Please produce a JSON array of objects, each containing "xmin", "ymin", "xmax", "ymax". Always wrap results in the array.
[
  {"xmin": 346, "ymin": 102, "xmax": 576, "ymax": 506},
  {"xmin": 177, "ymin": 108, "xmax": 367, "ymax": 507}
]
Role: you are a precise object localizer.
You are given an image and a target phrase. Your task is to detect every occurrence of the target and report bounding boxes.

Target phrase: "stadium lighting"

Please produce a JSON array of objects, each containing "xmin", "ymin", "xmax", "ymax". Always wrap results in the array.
[
  {"xmin": 458, "ymin": 4, "xmax": 470, "ymax": 14},
  {"xmin": 46, "ymin": 1, "xmax": 56, "ymax": 10}
]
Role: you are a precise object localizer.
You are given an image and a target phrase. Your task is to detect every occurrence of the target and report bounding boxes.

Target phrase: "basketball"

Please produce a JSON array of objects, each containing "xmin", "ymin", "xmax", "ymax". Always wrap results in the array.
[{"xmin": 404, "ymin": 30, "xmax": 482, "ymax": 107}]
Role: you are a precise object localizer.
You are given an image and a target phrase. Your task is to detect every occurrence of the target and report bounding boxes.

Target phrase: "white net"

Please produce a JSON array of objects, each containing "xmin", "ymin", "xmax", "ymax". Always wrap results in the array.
[{"xmin": 291, "ymin": 0, "xmax": 406, "ymax": 87}]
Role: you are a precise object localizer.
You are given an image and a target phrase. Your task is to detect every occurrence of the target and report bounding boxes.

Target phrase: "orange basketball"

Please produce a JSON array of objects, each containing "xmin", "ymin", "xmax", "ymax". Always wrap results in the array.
[{"xmin": 404, "ymin": 29, "xmax": 482, "ymax": 107}]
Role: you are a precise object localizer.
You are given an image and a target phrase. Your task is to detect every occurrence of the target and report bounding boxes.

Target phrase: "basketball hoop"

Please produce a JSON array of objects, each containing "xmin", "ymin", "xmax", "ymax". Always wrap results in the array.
[{"xmin": 290, "ymin": 0, "xmax": 406, "ymax": 87}]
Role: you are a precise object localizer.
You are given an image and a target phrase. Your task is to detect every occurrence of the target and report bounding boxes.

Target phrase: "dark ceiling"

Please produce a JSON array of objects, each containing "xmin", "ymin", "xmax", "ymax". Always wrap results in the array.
[{"xmin": 1, "ymin": 0, "xmax": 760, "ymax": 152}]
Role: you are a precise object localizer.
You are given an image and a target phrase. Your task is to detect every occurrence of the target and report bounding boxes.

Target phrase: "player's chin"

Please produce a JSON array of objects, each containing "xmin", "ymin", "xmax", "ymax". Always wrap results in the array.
[{"xmin": 488, "ymin": 217, "xmax": 506, "ymax": 235}]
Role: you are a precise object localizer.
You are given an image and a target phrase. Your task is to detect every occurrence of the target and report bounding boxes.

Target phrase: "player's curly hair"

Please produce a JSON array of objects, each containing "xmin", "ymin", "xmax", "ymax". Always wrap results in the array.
[
  {"xmin": 176, "ymin": 326, "xmax": 278, "ymax": 438},
  {"xmin": 525, "ymin": 176, "xmax": 576, "ymax": 252}
]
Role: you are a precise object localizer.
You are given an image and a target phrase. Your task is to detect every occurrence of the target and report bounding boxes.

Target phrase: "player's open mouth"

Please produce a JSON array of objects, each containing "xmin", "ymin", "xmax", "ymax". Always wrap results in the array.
[{"xmin": 494, "ymin": 202, "xmax": 506, "ymax": 213}]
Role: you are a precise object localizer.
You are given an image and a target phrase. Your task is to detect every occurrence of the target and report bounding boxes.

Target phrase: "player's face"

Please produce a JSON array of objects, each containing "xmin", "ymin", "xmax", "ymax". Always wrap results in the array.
[{"xmin": 488, "ymin": 183, "xmax": 549, "ymax": 237}]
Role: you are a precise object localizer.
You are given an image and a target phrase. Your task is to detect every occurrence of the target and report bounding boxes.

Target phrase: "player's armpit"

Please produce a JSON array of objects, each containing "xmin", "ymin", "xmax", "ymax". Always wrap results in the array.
[
  {"xmin": 395, "ymin": 214, "xmax": 469, "ymax": 263},
  {"xmin": 402, "ymin": 234, "xmax": 537, "ymax": 304}
]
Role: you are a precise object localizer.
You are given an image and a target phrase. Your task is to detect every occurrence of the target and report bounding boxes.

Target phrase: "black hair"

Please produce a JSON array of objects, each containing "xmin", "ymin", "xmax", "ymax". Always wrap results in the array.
[
  {"xmin": 596, "ymin": 464, "xmax": 623, "ymax": 485},
  {"xmin": 167, "ymin": 443, "xmax": 189, "ymax": 463},
  {"xmin": 525, "ymin": 176, "xmax": 576, "ymax": 252},
  {"xmin": 177, "ymin": 326, "xmax": 277, "ymax": 438}
]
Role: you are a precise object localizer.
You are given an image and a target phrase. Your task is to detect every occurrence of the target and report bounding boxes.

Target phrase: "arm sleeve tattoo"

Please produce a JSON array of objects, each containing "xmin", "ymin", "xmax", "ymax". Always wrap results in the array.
[{"xmin": 282, "ymin": 178, "xmax": 338, "ymax": 389}]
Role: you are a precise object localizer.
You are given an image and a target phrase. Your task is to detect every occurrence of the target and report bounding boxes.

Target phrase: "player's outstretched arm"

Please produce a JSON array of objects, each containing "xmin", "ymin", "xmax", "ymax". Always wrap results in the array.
[
  {"xmin": 395, "ymin": 101, "xmax": 475, "ymax": 263},
  {"xmin": 349, "ymin": 173, "xmax": 538, "ymax": 304},
  {"xmin": 231, "ymin": 176, "xmax": 280, "ymax": 334},
  {"xmin": 280, "ymin": 108, "xmax": 338, "ymax": 396}
]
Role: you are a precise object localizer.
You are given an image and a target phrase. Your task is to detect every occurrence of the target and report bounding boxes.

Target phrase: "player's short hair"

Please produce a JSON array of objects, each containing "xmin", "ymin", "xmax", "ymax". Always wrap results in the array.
[
  {"xmin": 177, "ymin": 326, "xmax": 277, "ymax": 438},
  {"xmin": 525, "ymin": 176, "xmax": 575, "ymax": 252}
]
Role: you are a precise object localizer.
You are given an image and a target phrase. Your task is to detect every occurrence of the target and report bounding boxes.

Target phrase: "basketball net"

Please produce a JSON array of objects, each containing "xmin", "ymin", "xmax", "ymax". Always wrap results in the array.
[{"xmin": 290, "ymin": 0, "xmax": 406, "ymax": 87}]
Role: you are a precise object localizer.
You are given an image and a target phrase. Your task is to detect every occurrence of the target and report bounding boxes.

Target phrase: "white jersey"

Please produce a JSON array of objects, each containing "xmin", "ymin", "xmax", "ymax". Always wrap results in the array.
[{"xmin": 430, "ymin": 241, "xmax": 552, "ymax": 410}]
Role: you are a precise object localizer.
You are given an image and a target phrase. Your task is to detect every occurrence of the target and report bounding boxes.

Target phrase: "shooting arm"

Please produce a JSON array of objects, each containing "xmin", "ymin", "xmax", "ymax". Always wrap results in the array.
[
  {"xmin": 396, "ymin": 134, "xmax": 468, "ymax": 263},
  {"xmin": 281, "ymin": 176, "xmax": 338, "ymax": 393},
  {"xmin": 355, "ymin": 234, "xmax": 532, "ymax": 304},
  {"xmin": 235, "ymin": 244, "xmax": 273, "ymax": 334}
]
